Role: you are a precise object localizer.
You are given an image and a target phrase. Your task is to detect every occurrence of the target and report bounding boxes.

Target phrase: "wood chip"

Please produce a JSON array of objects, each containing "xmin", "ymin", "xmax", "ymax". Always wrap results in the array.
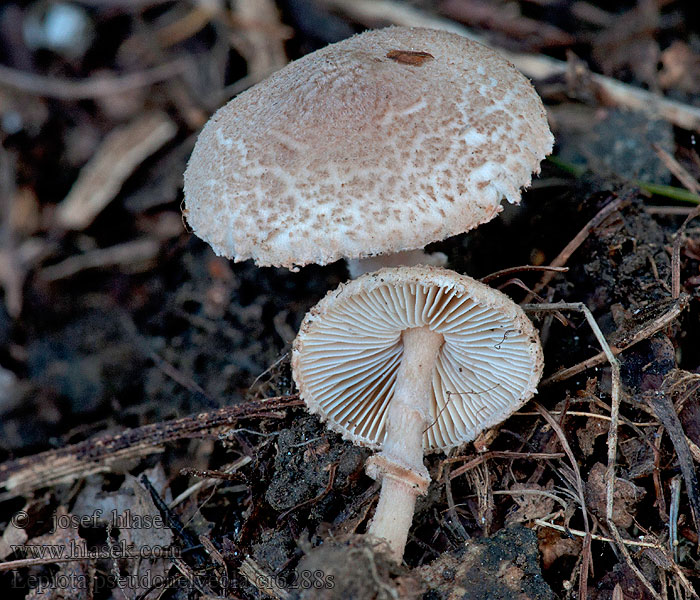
[
  {"xmin": 39, "ymin": 237, "xmax": 161, "ymax": 282},
  {"xmin": 56, "ymin": 111, "xmax": 177, "ymax": 230},
  {"xmin": 230, "ymin": 0, "xmax": 291, "ymax": 78}
]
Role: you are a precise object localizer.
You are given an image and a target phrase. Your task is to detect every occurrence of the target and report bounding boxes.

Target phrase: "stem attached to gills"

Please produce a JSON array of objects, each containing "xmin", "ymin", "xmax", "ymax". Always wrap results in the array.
[{"xmin": 366, "ymin": 326, "xmax": 444, "ymax": 562}]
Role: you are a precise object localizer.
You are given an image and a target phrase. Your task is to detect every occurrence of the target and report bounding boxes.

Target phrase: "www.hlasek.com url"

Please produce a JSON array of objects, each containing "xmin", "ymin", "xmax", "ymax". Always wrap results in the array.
[{"xmin": 10, "ymin": 540, "xmax": 181, "ymax": 560}]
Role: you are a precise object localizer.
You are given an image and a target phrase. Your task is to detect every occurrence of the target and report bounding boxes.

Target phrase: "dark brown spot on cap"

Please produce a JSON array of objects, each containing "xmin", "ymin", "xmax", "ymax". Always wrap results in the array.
[{"xmin": 386, "ymin": 50, "xmax": 434, "ymax": 66}]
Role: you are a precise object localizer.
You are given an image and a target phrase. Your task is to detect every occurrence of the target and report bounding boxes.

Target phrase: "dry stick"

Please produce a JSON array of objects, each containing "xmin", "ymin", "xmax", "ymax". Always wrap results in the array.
[
  {"xmin": 55, "ymin": 111, "xmax": 177, "ymax": 230},
  {"xmin": 669, "ymin": 561, "xmax": 700, "ymax": 600},
  {"xmin": 534, "ymin": 520, "xmax": 662, "ymax": 549},
  {"xmin": 515, "ymin": 410, "xmax": 658, "ymax": 427},
  {"xmin": 171, "ymin": 457, "xmax": 251, "ymax": 509},
  {"xmin": 491, "ymin": 488, "xmax": 569, "ymax": 512},
  {"xmin": 439, "ymin": 0, "xmax": 573, "ymax": 47},
  {"xmin": 542, "ymin": 296, "xmax": 688, "ymax": 385},
  {"xmin": 653, "ymin": 425, "xmax": 669, "ymax": 520},
  {"xmin": 0, "ymin": 59, "xmax": 188, "ymax": 100},
  {"xmin": 534, "ymin": 402, "xmax": 591, "ymax": 600},
  {"xmin": 443, "ymin": 451, "xmax": 564, "ymax": 481},
  {"xmin": 652, "ymin": 378, "xmax": 700, "ymax": 535},
  {"xmin": 647, "ymin": 206, "xmax": 699, "ymax": 216},
  {"xmin": 496, "ymin": 278, "xmax": 549, "ymax": 305},
  {"xmin": 523, "ymin": 302, "xmax": 662, "ymax": 600},
  {"xmin": 318, "ymin": 0, "xmax": 700, "ymax": 132},
  {"xmin": 565, "ymin": 400, "xmax": 668, "ymax": 491},
  {"xmin": 155, "ymin": 4, "xmax": 219, "ymax": 48},
  {"xmin": 39, "ymin": 238, "xmax": 161, "ymax": 281},
  {"xmin": 671, "ymin": 205, "xmax": 700, "ymax": 299},
  {"xmin": 230, "ymin": 0, "xmax": 290, "ymax": 78},
  {"xmin": 652, "ymin": 144, "xmax": 700, "ymax": 196},
  {"xmin": 239, "ymin": 558, "xmax": 290, "ymax": 600},
  {"xmin": 670, "ymin": 371, "xmax": 700, "ymax": 413},
  {"xmin": 669, "ymin": 475, "xmax": 682, "ymax": 561},
  {"xmin": 538, "ymin": 287, "xmax": 557, "ymax": 348},
  {"xmin": 523, "ymin": 193, "xmax": 628, "ymax": 303},
  {"xmin": 479, "ymin": 265, "xmax": 568, "ymax": 285},
  {"xmin": 0, "ymin": 395, "xmax": 301, "ymax": 497},
  {"xmin": 443, "ymin": 463, "xmax": 470, "ymax": 542},
  {"xmin": 171, "ymin": 556, "xmax": 218, "ymax": 598},
  {"xmin": 140, "ymin": 473, "xmax": 207, "ymax": 568}
]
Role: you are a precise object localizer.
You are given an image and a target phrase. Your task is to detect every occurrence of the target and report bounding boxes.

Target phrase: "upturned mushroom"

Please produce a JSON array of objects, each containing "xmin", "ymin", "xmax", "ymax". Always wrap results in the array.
[
  {"xmin": 183, "ymin": 26, "xmax": 553, "ymax": 275},
  {"xmin": 292, "ymin": 266, "xmax": 543, "ymax": 561}
]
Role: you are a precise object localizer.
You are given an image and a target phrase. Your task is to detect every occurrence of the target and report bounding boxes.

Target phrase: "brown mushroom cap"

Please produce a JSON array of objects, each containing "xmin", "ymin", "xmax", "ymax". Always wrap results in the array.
[
  {"xmin": 292, "ymin": 266, "xmax": 543, "ymax": 451},
  {"xmin": 184, "ymin": 26, "xmax": 553, "ymax": 270}
]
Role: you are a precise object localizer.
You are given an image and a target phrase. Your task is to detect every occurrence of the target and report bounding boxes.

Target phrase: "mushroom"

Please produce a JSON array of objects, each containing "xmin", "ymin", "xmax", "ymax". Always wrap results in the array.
[
  {"xmin": 292, "ymin": 265, "xmax": 543, "ymax": 561},
  {"xmin": 183, "ymin": 26, "xmax": 553, "ymax": 275}
]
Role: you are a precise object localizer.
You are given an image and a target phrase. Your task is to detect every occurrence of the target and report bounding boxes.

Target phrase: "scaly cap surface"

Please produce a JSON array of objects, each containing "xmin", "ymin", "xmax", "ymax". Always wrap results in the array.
[{"xmin": 184, "ymin": 27, "xmax": 553, "ymax": 269}]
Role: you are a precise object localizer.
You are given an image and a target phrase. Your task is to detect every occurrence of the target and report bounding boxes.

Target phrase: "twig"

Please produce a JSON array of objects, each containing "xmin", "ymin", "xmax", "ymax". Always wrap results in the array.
[
  {"xmin": 653, "ymin": 374, "xmax": 700, "ymax": 535},
  {"xmin": 671, "ymin": 206, "xmax": 700, "ymax": 299},
  {"xmin": 467, "ymin": 462, "xmax": 493, "ymax": 535},
  {"xmin": 492, "ymin": 488, "xmax": 569, "ymax": 511},
  {"xmin": 534, "ymin": 520, "xmax": 662, "ymax": 549},
  {"xmin": 442, "ymin": 451, "xmax": 565, "ymax": 481},
  {"xmin": 523, "ymin": 193, "xmax": 628, "ymax": 303},
  {"xmin": 496, "ymin": 278, "xmax": 549, "ymax": 303},
  {"xmin": 479, "ymin": 265, "xmax": 568, "ymax": 284},
  {"xmin": 541, "ymin": 296, "xmax": 688, "ymax": 385},
  {"xmin": 155, "ymin": 4, "xmax": 219, "ymax": 48},
  {"xmin": 443, "ymin": 462, "xmax": 470, "ymax": 542},
  {"xmin": 523, "ymin": 302, "xmax": 662, "ymax": 600},
  {"xmin": 39, "ymin": 238, "xmax": 161, "ymax": 281},
  {"xmin": 171, "ymin": 556, "xmax": 217, "ymax": 598},
  {"xmin": 55, "ymin": 111, "xmax": 177, "ymax": 230},
  {"xmin": 0, "ymin": 395, "xmax": 301, "ymax": 497},
  {"xmin": 249, "ymin": 351, "xmax": 290, "ymax": 391},
  {"xmin": 140, "ymin": 474, "xmax": 204, "ymax": 564},
  {"xmin": 653, "ymin": 144, "xmax": 700, "ymax": 196},
  {"xmin": 440, "ymin": 0, "xmax": 573, "ymax": 48},
  {"xmin": 0, "ymin": 550, "xmax": 150, "ymax": 572},
  {"xmin": 653, "ymin": 424, "xmax": 669, "ymax": 521},
  {"xmin": 534, "ymin": 402, "xmax": 591, "ymax": 600},
  {"xmin": 239, "ymin": 558, "xmax": 290, "ymax": 600},
  {"xmin": 646, "ymin": 206, "xmax": 700, "ymax": 215},
  {"xmin": 171, "ymin": 456, "xmax": 252, "ymax": 509},
  {"xmin": 514, "ymin": 410, "xmax": 658, "ymax": 427},
  {"xmin": 669, "ymin": 476, "xmax": 682, "ymax": 562},
  {"xmin": 230, "ymin": 0, "xmax": 290, "ymax": 78},
  {"xmin": 0, "ymin": 59, "xmax": 187, "ymax": 100}
]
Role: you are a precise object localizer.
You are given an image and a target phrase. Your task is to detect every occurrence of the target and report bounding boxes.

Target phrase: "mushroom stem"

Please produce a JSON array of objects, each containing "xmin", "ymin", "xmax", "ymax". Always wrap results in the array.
[
  {"xmin": 346, "ymin": 249, "xmax": 447, "ymax": 279},
  {"xmin": 366, "ymin": 326, "xmax": 444, "ymax": 561}
]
